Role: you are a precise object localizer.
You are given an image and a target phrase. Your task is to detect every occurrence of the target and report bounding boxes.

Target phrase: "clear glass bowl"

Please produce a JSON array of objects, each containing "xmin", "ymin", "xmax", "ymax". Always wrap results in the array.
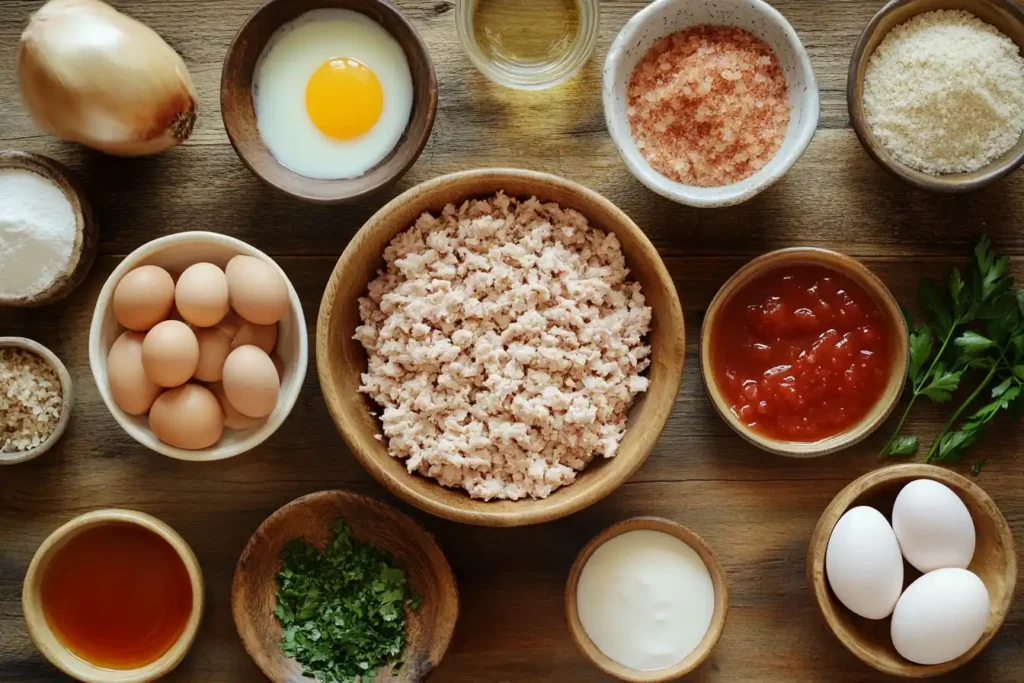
[{"xmin": 455, "ymin": 0, "xmax": 600, "ymax": 90}]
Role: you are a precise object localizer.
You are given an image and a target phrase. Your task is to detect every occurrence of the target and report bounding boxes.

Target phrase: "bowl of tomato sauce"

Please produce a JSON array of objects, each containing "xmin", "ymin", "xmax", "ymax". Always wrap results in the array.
[{"xmin": 701, "ymin": 248, "xmax": 908, "ymax": 457}]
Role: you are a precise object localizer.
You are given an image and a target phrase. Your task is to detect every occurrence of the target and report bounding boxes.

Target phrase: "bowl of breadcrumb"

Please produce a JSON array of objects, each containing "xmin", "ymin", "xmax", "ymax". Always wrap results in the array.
[
  {"xmin": 0, "ymin": 337, "xmax": 72, "ymax": 465},
  {"xmin": 317, "ymin": 169, "xmax": 686, "ymax": 527},
  {"xmin": 603, "ymin": 0, "xmax": 819, "ymax": 208}
]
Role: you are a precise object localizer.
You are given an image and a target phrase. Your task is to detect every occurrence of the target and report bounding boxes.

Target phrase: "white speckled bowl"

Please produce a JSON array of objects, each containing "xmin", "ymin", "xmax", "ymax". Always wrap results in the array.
[{"xmin": 603, "ymin": 0, "xmax": 820, "ymax": 208}]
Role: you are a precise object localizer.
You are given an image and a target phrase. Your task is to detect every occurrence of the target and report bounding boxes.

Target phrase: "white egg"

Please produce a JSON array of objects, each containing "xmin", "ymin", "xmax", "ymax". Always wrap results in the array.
[
  {"xmin": 825, "ymin": 506, "xmax": 904, "ymax": 619},
  {"xmin": 892, "ymin": 479, "xmax": 975, "ymax": 572},
  {"xmin": 253, "ymin": 9, "xmax": 414, "ymax": 179},
  {"xmin": 891, "ymin": 568, "xmax": 989, "ymax": 665}
]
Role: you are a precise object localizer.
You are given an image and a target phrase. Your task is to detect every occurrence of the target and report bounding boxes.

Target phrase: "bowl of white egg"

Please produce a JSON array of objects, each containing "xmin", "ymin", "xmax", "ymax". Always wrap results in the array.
[
  {"xmin": 221, "ymin": 0, "xmax": 437, "ymax": 204},
  {"xmin": 808, "ymin": 464, "xmax": 1016, "ymax": 677},
  {"xmin": 88, "ymin": 232, "xmax": 308, "ymax": 461}
]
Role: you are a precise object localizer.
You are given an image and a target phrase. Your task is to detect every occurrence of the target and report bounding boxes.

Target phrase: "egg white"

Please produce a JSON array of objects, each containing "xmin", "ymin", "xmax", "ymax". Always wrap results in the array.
[{"xmin": 253, "ymin": 9, "xmax": 414, "ymax": 180}]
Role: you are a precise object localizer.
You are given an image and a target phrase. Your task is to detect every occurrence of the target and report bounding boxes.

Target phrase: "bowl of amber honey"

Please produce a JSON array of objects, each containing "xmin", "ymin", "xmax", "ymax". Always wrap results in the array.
[{"xmin": 22, "ymin": 510, "xmax": 204, "ymax": 683}]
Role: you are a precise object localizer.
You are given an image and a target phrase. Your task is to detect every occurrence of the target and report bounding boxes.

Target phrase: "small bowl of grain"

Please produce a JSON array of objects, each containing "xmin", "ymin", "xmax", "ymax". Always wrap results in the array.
[
  {"xmin": 849, "ymin": 0, "xmax": 1024, "ymax": 192},
  {"xmin": 0, "ymin": 337, "xmax": 72, "ymax": 465},
  {"xmin": 603, "ymin": 0, "xmax": 819, "ymax": 208}
]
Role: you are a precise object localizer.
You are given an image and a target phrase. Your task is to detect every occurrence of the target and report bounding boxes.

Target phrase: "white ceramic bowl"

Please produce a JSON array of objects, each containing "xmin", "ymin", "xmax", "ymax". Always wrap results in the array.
[
  {"xmin": 603, "ymin": 0, "xmax": 820, "ymax": 208},
  {"xmin": 88, "ymin": 232, "xmax": 308, "ymax": 461}
]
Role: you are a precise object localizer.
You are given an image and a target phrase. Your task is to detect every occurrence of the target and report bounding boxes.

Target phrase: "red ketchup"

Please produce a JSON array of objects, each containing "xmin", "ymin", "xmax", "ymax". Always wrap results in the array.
[{"xmin": 711, "ymin": 264, "xmax": 894, "ymax": 442}]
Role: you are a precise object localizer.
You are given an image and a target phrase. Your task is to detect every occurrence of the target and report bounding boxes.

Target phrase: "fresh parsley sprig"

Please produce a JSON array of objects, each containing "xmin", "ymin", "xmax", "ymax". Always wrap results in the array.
[
  {"xmin": 274, "ymin": 520, "xmax": 422, "ymax": 683},
  {"xmin": 881, "ymin": 237, "xmax": 1023, "ymax": 468}
]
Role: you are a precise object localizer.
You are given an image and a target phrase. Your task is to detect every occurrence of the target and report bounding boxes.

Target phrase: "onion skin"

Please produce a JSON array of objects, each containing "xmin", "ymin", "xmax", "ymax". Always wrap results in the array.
[{"xmin": 17, "ymin": 0, "xmax": 198, "ymax": 156}]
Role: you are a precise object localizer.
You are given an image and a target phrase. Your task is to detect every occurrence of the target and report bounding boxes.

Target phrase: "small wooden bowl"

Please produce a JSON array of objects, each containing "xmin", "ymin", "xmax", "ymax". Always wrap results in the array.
[
  {"xmin": 0, "ymin": 151, "xmax": 97, "ymax": 306},
  {"xmin": 808, "ymin": 464, "xmax": 1016, "ymax": 677},
  {"xmin": 232, "ymin": 491, "xmax": 458, "ymax": 683},
  {"xmin": 317, "ymin": 168, "xmax": 686, "ymax": 527},
  {"xmin": 848, "ymin": 0, "xmax": 1024, "ymax": 192},
  {"xmin": 22, "ymin": 509, "xmax": 205, "ymax": 683},
  {"xmin": 221, "ymin": 0, "xmax": 438, "ymax": 204},
  {"xmin": 0, "ymin": 337, "xmax": 73, "ymax": 465},
  {"xmin": 565, "ymin": 517, "xmax": 729, "ymax": 682},
  {"xmin": 700, "ymin": 247, "xmax": 908, "ymax": 457}
]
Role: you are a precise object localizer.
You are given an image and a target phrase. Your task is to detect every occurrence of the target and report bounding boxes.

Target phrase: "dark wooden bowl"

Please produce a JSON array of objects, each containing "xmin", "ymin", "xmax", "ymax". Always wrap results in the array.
[
  {"xmin": 848, "ymin": 0, "xmax": 1024, "ymax": 192},
  {"xmin": 0, "ymin": 151, "xmax": 97, "ymax": 307},
  {"xmin": 220, "ymin": 0, "xmax": 438, "ymax": 204},
  {"xmin": 316, "ymin": 169, "xmax": 686, "ymax": 527},
  {"xmin": 565, "ymin": 517, "xmax": 729, "ymax": 682},
  {"xmin": 232, "ymin": 491, "xmax": 458, "ymax": 683},
  {"xmin": 808, "ymin": 464, "xmax": 1017, "ymax": 677}
]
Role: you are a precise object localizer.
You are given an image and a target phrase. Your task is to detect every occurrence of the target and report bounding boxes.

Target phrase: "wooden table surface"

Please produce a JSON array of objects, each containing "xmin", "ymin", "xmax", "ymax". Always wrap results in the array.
[{"xmin": 1, "ymin": 0, "xmax": 1023, "ymax": 681}]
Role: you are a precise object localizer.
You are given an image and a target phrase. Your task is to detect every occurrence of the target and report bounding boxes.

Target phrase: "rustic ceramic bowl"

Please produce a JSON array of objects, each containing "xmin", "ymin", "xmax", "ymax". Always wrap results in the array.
[
  {"xmin": 232, "ymin": 490, "xmax": 458, "ymax": 683},
  {"xmin": 221, "ymin": 0, "xmax": 438, "ymax": 203},
  {"xmin": 848, "ymin": 0, "xmax": 1024, "ymax": 192},
  {"xmin": 700, "ymin": 247, "xmax": 908, "ymax": 457},
  {"xmin": 88, "ymin": 232, "xmax": 308, "ymax": 461},
  {"xmin": 0, "ymin": 151, "xmax": 97, "ymax": 307},
  {"xmin": 317, "ymin": 168, "xmax": 686, "ymax": 527},
  {"xmin": 0, "ymin": 337, "xmax": 73, "ymax": 465},
  {"xmin": 23, "ymin": 509, "xmax": 205, "ymax": 683},
  {"xmin": 565, "ymin": 517, "xmax": 728, "ymax": 682},
  {"xmin": 603, "ymin": 0, "xmax": 819, "ymax": 208},
  {"xmin": 808, "ymin": 464, "xmax": 1016, "ymax": 677}
]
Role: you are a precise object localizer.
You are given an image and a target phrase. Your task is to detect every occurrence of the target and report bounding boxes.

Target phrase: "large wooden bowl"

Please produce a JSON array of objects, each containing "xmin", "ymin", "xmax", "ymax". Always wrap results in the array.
[
  {"xmin": 317, "ymin": 169, "xmax": 686, "ymax": 526},
  {"xmin": 232, "ymin": 491, "xmax": 458, "ymax": 683},
  {"xmin": 848, "ymin": 0, "xmax": 1024, "ymax": 192},
  {"xmin": 808, "ymin": 464, "xmax": 1017, "ymax": 677},
  {"xmin": 565, "ymin": 517, "xmax": 729, "ymax": 682},
  {"xmin": 221, "ymin": 0, "xmax": 438, "ymax": 204},
  {"xmin": 0, "ymin": 151, "xmax": 97, "ymax": 307}
]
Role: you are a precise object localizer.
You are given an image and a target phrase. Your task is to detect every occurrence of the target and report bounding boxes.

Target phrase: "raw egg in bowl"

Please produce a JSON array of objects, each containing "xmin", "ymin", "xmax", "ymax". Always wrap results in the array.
[{"xmin": 221, "ymin": 0, "xmax": 438, "ymax": 203}]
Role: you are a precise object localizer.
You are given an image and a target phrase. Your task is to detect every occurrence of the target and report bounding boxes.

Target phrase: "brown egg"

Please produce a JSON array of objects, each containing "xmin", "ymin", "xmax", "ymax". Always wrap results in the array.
[
  {"xmin": 232, "ymin": 321, "xmax": 278, "ymax": 354},
  {"xmin": 193, "ymin": 327, "xmax": 234, "ymax": 382},
  {"xmin": 270, "ymin": 353, "xmax": 285, "ymax": 381},
  {"xmin": 215, "ymin": 310, "xmax": 243, "ymax": 340},
  {"xmin": 175, "ymin": 262, "xmax": 230, "ymax": 327},
  {"xmin": 222, "ymin": 345, "xmax": 280, "ymax": 418},
  {"xmin": 149, "ymin": 384, "xmax": 224, "ymax": 450},
  {"xmin": 112, "ymin": 265, "xmax": 175, "ymax": 331},
  {"xmin": 107, "ymin": 331, "xmax": 162, "ymax": 415},
  {"xmin": 208, "ymin": 381, "xmax": 261, "ymax": 431},
  {"xmin": 225, "ymin": 255, "xmax": 289, "ymax": 325},
  {"xmin": 142, "ymin": 320, "xmax": 199, "ymax": 388}
]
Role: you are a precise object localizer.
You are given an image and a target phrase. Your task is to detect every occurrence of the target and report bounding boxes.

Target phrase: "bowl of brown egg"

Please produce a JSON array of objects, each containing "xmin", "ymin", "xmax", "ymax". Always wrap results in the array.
[{"xmin": 88, "ymin": 232, "xmax": 308, "ymax": 461}]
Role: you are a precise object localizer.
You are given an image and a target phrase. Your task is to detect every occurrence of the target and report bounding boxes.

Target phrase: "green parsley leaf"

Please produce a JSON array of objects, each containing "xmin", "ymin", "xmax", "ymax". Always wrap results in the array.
[
  {"xmin": 955, "ymin": 331, "xmax": 995, "ymax": 356},
  {"xmin": 971, "ymin": 459, "xmax": 986, "ymax": 476},
  {"xmin": 883, "ymin": 435, "xmax": 919, "ymax": 457},
  {"xmin": 921, "ymin": 280, "xmax": 952, "ymax": 339},
  {"xmin": 918, "ymin": 368, "xmax": 962, "ymax": 403},
  {"xmin": 907, "ymin": 324, "xmax": 932, "ymax": 386},
  {"xmin": 274, "ymin": 520, "xmax": 422, "ymax": 683}
]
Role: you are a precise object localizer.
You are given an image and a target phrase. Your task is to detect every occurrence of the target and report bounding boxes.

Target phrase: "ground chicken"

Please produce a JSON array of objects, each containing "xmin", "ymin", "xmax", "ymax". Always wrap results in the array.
[{"xmin": 354, "ymin": 193, "xmax": 652, "ymax": 501}]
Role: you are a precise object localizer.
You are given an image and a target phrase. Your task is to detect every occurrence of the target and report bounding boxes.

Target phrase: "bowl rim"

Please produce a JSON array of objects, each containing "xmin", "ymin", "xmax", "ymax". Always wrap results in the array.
[
  {"xmin": 87, "ymin": 231, "xmax": 309, "ymax": 461},
  {"xmin": 0, "ymin": 150, "xmax": 98, "ymax": 307},
  {"xmin": 22, "ymin": 509, "xmax": 205, "ymax": 683},
  {"xmin": 0, "ymin": 337, "xmax": 74, "ymax": 465},
  {"xmin": 220, "ymin": 0, "xmax": 438, "ymax": 204},
  {"xmin": 230, "ymin": 489, "xmax": 459, "ymax": 682},
  {"xmin": 316, "ymin": 167, "xmax": 685, "ymax": 526},
  {"xmin": 699, "ymin": 247, "xmax": 909, "ymax": 457},
  {"xmin": 806, "ymin": 463, "xmax": 1017, "ymax": 677},
  {"xmin": 602, "ymin": 0, "xmax": 820, "ymax": 208},
  {"xmin": 847, "ymin": 0, "xmax": 1024, "ymax": 193},
  {"xmin": 564, "ymin": 516, "xmax": 729, "ymax": 682}
]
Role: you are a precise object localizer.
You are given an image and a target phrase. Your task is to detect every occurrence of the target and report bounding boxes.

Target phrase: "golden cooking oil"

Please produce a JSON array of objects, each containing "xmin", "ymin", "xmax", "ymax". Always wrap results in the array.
[{"xmin": 472, "ymin": 0, "xmax": 582, "ymax": 72}]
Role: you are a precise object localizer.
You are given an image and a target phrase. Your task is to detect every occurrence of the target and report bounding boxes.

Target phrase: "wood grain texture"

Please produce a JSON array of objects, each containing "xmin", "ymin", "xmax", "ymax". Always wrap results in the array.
[
  {"xmin": 808, "ymin": 465, "xmax": 1017, "ymax": 678},
  {"xmin": 317, "ymin": 169, "xmax": 685, "ymax": 527},
  {"xmin": 232, "ymin": 491, "xmax": 458, "ymax": 683},
  {"xmin": 1, "ymin": 0, "xmax": 1024, "ymax": 681}
]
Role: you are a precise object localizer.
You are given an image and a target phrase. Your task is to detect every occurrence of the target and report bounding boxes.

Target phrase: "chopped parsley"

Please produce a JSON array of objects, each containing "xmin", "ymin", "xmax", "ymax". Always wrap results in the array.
[{"xmin": 274, "ymin": 520, "xmax": 422, "ymax": 683}]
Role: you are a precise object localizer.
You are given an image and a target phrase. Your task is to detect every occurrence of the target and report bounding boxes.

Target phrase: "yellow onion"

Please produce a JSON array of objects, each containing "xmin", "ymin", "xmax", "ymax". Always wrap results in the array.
[{"xmin": 17, "ymin": 0, "xmax": 197, "ymax": 156}]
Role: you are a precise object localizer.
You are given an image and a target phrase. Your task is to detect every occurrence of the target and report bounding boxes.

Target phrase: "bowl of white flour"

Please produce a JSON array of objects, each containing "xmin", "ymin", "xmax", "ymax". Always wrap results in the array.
[{"xmin": 0, "ymin": 151, "xmax": 97, "ymax": 307}]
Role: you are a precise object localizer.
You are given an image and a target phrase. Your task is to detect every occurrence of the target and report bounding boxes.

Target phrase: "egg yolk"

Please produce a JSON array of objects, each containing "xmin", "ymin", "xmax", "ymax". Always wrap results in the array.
[{"xmin": 305, "ymin": 58, "xmax": 383, "ymax": 140}]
